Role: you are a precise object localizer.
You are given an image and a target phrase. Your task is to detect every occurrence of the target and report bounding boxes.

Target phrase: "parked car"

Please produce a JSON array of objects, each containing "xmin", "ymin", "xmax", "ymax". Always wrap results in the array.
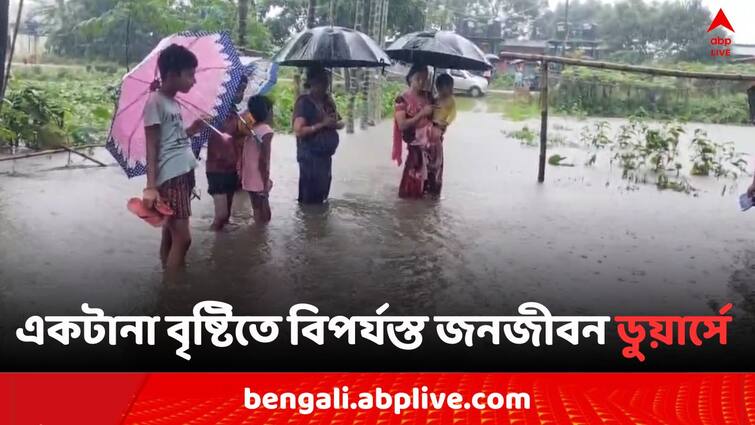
[
  {"xmin": 386, "ymin": 64, "xmax": 488, "ymax": 97},
  {"xmin": 440, "ymin": 69, "xmax": 489, "ymax": 97}
]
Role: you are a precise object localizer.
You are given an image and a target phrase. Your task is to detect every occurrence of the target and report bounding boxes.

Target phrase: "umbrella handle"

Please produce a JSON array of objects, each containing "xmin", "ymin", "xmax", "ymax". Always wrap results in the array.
[
  {"xmin": 235, "ymin": 111, "xmax": 263, "ymax": 145},
  {"xmin": 175, "ymin": 97, "xmax": 224, "ymax": 137},
  {"xmin": 199, "ymin": 118, "xmax": 224, "ymax": 137}
]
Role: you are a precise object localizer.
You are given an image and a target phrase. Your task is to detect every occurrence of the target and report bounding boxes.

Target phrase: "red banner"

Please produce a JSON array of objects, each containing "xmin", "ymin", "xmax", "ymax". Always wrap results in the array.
[{"xmin": 2, "ymin": 373, "xmax": 754, "ymax": 424}]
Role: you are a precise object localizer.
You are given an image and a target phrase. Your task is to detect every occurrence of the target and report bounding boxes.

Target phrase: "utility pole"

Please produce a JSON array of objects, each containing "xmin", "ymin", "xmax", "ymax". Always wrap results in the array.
[{"xmin": 0, "ymin": 0, "xmax": 9, "ymax": 103}]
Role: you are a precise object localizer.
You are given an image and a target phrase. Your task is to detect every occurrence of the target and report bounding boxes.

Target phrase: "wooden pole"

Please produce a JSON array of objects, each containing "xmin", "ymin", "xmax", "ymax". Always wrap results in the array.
[
  {"xmin": 538, "ymin": 61, "xmax": 548, "ymax": 183},
  {"xmin": 498, "ymin": 51, "xmax": 755, "ymax": 81},
  {"xmin": 0, "ymin": 148, "xmax": 68, "ymax": 161},
  {"xmin": 61, "ymin": 146, "xmax": 107, "ymax": 166},
  {"xmin": 0, "ymin": 145, "xmax": 106, "ymax": 163}
]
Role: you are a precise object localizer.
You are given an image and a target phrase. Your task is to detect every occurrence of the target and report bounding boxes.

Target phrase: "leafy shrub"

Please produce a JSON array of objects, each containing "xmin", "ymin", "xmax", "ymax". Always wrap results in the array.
[
  {"xmin": 689, "ymin": 129, "xmax": 748, "ymax": 179},
  {"xmin": 0, "ymin": 87, "xmax": 67, "ymax": 149},
  {"xmin": 506, "ymin": 126, "xmax": 538, "ymax": 146},
  {"xmin": 552, "ymin": 66, "xmax": 751, "ymax": 124},
  {"xmin": 502, "ymin": 100, "xmax": 539, "ymax": 121},
  {"xmin": 1, "ymin": 74, "xmax": 118, "ymax": 149}
]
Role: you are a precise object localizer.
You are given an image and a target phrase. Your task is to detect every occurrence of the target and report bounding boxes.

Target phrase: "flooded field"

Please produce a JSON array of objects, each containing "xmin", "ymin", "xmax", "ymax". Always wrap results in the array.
[{"xmin": 1, "ymin": 106, "xmax": 754, "ymax": 370}]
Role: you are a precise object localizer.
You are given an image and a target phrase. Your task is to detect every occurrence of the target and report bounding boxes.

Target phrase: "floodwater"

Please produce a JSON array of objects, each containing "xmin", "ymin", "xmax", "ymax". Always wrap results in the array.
[{"xmin": 1, "ymin": 106, "xmax": 754, "ymax": 370}]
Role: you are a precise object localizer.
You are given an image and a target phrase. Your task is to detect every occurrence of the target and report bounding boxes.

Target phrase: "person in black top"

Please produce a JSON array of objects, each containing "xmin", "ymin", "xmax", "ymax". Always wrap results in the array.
[{"xmin": 292, "ymin": 66, "xmax": 344, "ymax": 204}]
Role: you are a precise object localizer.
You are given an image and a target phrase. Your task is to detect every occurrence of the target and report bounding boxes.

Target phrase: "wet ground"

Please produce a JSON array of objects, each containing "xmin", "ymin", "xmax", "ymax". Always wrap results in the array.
[{"xmin": 1, "ymin": 107, "xmax": 754, "ymax": 371}]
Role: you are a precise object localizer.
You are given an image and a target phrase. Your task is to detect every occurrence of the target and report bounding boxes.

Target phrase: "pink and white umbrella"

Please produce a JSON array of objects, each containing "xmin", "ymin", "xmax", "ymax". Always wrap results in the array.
[{"xmin": 106, "ymin": 31, "xmax": 246, "ymax": 178}]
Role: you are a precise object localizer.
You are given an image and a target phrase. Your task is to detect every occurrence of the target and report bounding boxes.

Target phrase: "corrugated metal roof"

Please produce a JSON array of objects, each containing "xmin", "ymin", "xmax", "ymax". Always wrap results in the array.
[{"xmin": 732, "ymin": 44, "xmax": 755, "ymax": 57}]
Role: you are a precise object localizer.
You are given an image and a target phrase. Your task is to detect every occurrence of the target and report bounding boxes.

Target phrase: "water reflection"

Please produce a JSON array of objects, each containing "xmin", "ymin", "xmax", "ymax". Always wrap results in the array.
[{"xmin": 728, "ymin": 249, "xmax": 755, "ymax": 326}]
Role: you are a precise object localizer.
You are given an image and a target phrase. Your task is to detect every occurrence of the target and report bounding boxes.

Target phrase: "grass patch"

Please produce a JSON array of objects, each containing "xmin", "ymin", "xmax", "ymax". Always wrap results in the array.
[{"xmin": 502, "ymin": 100, "xmax": 539, "ymax": 121}]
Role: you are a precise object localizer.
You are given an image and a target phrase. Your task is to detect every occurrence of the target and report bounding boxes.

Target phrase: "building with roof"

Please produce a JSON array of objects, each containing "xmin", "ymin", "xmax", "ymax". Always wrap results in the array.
[{"xmin": 732, "ymin": 44, "xmax": 755, "ymax": 63}]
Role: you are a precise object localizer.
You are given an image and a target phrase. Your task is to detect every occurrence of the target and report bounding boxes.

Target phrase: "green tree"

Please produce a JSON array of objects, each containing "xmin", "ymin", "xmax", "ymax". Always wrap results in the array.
[
  {"xmin": 532, "ymin": 0, "xmax": 604, "ymax": 39},
  {"xmin": 43, "ymin": 0, "xmax": 272, "ymax": 63},
  {"xmin": 533, "ymin": 0, "xmax": 721, "ymax": 63}
]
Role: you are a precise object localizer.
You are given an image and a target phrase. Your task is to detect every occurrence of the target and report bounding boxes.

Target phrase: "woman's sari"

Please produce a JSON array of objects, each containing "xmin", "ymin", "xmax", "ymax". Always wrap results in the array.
[{"xmin": 393, "ymin": 89, "xmax": 443, "ymax": 198}]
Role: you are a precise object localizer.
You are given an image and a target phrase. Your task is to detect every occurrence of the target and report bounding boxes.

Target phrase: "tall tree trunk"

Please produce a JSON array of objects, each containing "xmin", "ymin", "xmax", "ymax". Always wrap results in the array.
[
  {"xmin": 55, "ymin": 0, "xmax": 65, "ymax": 25},
  {"xmin": 307, "ymin": 0, "xmax": 316, "ymax": 29},
  {"xmin": 0, "ymin": 0, "xmax": 8, "ymax": 104},
  {"xmin": 360, "ymin": 0, "xmax": 372, "ymax": 129},
  {"xmin": 296, "ymin": 0, "xmax": 316, "ymax": 99},
  {"xmin": 238, "ymin": 0, "xmax": 248, "ymax": 46},
  {"xmin": 347, "ymin": 0, "xmax": 365, "ymax": 134},
  {"xmin": 2, "ymin": 0, "xmax": 21, "ymax": 105}
]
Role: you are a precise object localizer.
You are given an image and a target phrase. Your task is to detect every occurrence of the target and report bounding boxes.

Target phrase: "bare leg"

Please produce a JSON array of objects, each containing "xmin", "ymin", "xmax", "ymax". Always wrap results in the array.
[
  {"xmin": 250, "ymin": 193, "xmax": 271, "ymax": 224},
  {"xmin": 258, "ymin": 198, "xmax": 271, "ymax": 223},
  {"xmin": 160, "ymin": 224, "xmax": 172, "ymax": 269},
  {"xmin": 210, "ymin": 194, "xmax": 230, "ymax": 231},
  {"xmin": 165, "ymin": 218, "xmax": 191, "ymax": 271},
  {"xmin": 226, "ymin": 192, "xmax": 234, "ymax": 222}
]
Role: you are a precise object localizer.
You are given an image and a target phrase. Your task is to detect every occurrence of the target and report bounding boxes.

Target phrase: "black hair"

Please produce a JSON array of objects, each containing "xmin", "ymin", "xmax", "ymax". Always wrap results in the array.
[
  {"xmin": 405, "ymin": 64, "xmax": 428, "ymax": 86},
  {"xmin": 157, "ymin": 44, "xmax": 198, "ymax": 81},
  {"xmin": 436, "ymin": 73, "xmax": 454, "ymax": 89},
  {"xmin": 248, "ymin": 95, "xmax": 272, "ymax": 123},
  {"xmin": 304, "ymin": 65, "xmax": 329, "ymax": 89}
]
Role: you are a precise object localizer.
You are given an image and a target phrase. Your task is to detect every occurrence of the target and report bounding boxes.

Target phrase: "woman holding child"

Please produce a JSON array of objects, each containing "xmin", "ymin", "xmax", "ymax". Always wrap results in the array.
[{"xmin": 392, "ymin": 65, "xmax": 456, "ymax": 199}]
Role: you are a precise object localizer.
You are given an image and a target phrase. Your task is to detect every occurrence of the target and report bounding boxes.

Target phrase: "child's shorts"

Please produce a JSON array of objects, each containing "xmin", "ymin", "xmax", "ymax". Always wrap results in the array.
[
  {"xmin": 159, "ymin": 171, "xmax": 195, "ymax": 219},
  {"xmin": 206, "ymin": 172, "xmax": 239, "ymax": 195}
]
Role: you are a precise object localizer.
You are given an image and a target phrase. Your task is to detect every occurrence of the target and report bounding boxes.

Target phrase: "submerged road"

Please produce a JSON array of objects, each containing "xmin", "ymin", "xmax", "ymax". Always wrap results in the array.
[{"xmin": 1, "ymin": 111, "xmax": 753, "ymax": 371}]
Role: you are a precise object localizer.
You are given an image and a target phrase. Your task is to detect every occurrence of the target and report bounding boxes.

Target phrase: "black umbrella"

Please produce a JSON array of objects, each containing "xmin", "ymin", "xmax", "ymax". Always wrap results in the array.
[
  {"xmin": 386, "ymin": 31, "xmax": 492, "ymax": 71},
  {"xmin": 273, "ymin": 26, "xmax": 391, "ymax": 68},
  {"xmin": 485, "ymin": 53, "xmax": 501, "ymax": 63}
]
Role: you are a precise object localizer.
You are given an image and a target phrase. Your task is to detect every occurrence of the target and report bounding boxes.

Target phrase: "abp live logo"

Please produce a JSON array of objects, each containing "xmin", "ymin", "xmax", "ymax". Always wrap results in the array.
[{"xmin": 708, "ymin": 8, "xmax": 734, "ymax": 57}]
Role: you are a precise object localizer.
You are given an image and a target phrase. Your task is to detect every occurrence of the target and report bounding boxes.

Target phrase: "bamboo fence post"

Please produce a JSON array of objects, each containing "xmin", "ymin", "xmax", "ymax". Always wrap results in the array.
[
  {"xmin": 0, "ymin": 145, "xmax": 106, "ymax": 165},
  {"xmin": 498, "ymin": 51, "xmax": 755, "ymax": 81},
  {"xmin": 538, "ymin": 61, "xmax": 549, "ymax": 183},
  {"xmin": 0, "ymin": 148, "xmax": 67, "ymax": 161},
  {"xmin": 62, "ymin": 146, "xmax": 106, "ymax": 166}
]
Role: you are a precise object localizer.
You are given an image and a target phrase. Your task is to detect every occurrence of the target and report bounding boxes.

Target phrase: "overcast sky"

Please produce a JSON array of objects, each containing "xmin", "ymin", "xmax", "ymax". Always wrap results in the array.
[
  {"xmin": 700, "ymin": 0, "xmax": 748, "ymax": 43},
  {"xmin": 561, "ymin": 0, "xmax": 753, "ymax": 44}
]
